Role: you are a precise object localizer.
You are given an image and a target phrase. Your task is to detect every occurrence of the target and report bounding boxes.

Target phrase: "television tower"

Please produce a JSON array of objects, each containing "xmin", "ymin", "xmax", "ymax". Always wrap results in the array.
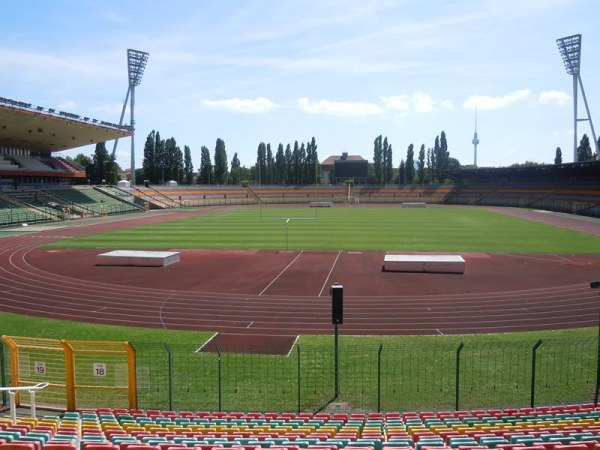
[{"xmin": 472, "ymin": 111, "xmax": 479, "ymax": 167}]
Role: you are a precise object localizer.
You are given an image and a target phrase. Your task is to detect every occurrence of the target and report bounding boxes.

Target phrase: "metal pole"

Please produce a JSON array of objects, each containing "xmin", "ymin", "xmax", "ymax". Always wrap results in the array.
[
  {"xmin": 573, "ymin": 74, "xmax": 578, "ymax": 161},
  {"xmin": 111, "ymin": 86, "xmax": 131, "ymax": 159},
  {"xmin": 164, "ymin": 343, "xmax": 173, "ymax": 411},
  {"xmin": 578, "ymin": 74, "xmax": 599, "ymax": 156},
  {"xmin": 297, "ymin": 345, "xmax": 301, "ymax": 414},
  {"xmin": 216, "ymin": 345, "xmax": 222, "ymax": 412},
  {"xmin": 455, "ymin": 342, "xmax": 464, "ymax": 411},
  {"xmin": 334, "ymin": 323, "xmax": 339, "ymax": 397},
  {"xmin": 0, "ymin": 342, "xmax": 6, "ymax": 407},
  {"xmin": 595, "ymin": 309, "xmax": 600, "ymax": 406},
  {"xmin": 377, "ymin": 344, "xmax": 383, "ymax": 412},
  {"xmin": 531, "ymin": 339, "xmax": 543, "ymax": 408},
  {"xmin": 130, "ymin": 85, "xmax": 136, "ymax": 185}
]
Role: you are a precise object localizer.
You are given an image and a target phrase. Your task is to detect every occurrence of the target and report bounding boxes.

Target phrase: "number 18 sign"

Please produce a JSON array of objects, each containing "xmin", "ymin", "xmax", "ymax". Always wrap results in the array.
[{"xmin": 93, "ymin": 363, "xmax": 107, "ymax": 377}]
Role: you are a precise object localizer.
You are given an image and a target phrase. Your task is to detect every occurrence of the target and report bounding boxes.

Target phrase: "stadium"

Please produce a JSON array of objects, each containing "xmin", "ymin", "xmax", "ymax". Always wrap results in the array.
[{"xmin": 1, "ymin": 35, "xmax": 600, "ymax": 450}]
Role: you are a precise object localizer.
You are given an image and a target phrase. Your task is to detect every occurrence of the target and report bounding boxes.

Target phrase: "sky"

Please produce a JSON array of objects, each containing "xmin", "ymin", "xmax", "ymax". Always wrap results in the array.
[{"xmin": 2, "ymin": 0, "xmax": 599, "ymax": 171}]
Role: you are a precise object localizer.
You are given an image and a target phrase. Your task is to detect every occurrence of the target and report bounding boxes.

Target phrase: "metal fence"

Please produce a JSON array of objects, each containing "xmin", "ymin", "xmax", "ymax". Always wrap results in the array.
[
  {"xmin": 129, "ymin": 337, "xmax": 599, "ymax": 413},
  {"xmin": 2, "ymin": 337, "xmax": 598, "ymax": 412}
]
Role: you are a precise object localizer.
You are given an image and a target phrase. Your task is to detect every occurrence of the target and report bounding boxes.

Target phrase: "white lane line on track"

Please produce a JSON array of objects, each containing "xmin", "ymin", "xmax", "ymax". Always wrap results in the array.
[
  {"xmin": 436, "ymin": 328, "xmax": 445, "ymax": 336},
  {"xmin": 247, "ymin": 321, "xmax": 254, "ymax": 328},
  {"xmin": 318, "ymin": 251, "xmax": 342, "ymax": 297},
  {"xmin": 159, "ymin": 291, "xmax": 177, "ymax": 329},
  {"xmin": 93, "ymin": 306, "xmax": 107, "ymax": 313},
  {"xmin": 259, "ymin": 251, "xmax": 304, "ymax": 296}
]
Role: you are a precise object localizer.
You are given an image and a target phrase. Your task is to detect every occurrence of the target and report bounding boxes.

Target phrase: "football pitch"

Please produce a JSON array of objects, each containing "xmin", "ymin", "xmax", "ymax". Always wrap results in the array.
[{"xmin": 46, "ymin": 205, "xmax": 600, "ymax": 253}]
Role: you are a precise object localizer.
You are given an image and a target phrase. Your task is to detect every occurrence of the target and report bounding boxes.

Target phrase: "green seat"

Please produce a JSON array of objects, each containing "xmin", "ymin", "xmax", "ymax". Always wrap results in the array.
[{"xmin": 479, "ymin": 436, "xmax": 508, "ymax": 448}]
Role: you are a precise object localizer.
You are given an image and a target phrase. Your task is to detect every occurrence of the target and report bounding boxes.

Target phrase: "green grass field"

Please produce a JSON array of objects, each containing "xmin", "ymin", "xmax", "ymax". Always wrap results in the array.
[
  {"xmin": 5, "ymin": 205, "xmax": 599, "ymax": 411},
  {"xmin": 45, "ymin": 206, "xmax": 600, "ymax": 253}
]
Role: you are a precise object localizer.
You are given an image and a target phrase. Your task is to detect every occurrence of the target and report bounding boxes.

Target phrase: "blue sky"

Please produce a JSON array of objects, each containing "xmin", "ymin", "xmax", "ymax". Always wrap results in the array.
[{"xmin": 2, "ymin": 0, "xmax": 599, "ymax": 171}]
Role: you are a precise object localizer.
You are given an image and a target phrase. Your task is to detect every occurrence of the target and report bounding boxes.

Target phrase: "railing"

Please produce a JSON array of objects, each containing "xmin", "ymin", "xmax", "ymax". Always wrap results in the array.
[
  {"xmin": 131, "ymin": 338, "xmax": 598, "ymax": 413},
  {"xmin": 0, "ymin": 382, "xmax": 49, "ymax": 423},
  {"xmin": 1, "ymin": 336, "xmax": 597, "ymax": 413}
]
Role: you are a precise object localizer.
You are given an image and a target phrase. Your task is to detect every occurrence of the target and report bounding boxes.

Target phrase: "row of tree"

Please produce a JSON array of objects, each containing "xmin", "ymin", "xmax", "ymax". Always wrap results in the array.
[
  {"xmin": 78, "ymin": 129, "xmax": 600, "ymax": 187},
  {"xmin": 376, "ymin": 131, "xmax": 459, "ymax": 185},
  {"xmin": 553, "ymin": 133, "xmax": 599, "ymax": 165},
  {"xmin": 254, "ymin": 138, "xmax": 320, "ymax": 186}
]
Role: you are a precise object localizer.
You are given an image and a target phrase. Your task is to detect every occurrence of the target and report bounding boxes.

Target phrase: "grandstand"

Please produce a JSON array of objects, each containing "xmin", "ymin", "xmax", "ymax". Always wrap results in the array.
[
  {"xmin": 1, "ymin": 404, "xmax": 600, "ymax": 450},
  {"xmin": 0, "ymin": 97, "xmax": 144, "ymax": 227},
  {"xmin": 138, "ymin": 160, "xmax": 600, "ymax": 218}
]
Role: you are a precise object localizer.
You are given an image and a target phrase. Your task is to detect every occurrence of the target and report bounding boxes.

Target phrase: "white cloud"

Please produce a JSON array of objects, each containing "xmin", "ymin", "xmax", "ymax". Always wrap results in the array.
[
  {"xmin": 411, "ymin": 92, "xmax": 436, "ymax": 114},
  {"xmin": 539, "ymin": 90, "xmax": 570, "ymax": 106},
  {"xmin": 298, "ymin": 97, "xmax": 384, "ymax": 117},
  {"xmin": 381, "ymin": 93, "xmax": 453, "ymax": 114},
  {"xmin": 440, "ymin": 100, "xmax": 454, "ymax": 110},
  {"xmin": 380, "ymin": 96, "xmax": 410, "ymax": 112},
  {"xmin": 201, "ymin": 97, "xmax": 278, "ymax": 114},
  {"xmin": 463, "ymin": 89, "xmax": 531, "ymax": 110}
]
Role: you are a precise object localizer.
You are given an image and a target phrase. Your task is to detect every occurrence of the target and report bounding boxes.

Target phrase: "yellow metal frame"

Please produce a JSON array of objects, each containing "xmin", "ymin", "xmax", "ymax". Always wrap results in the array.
[{"xmin": 2, "ymin": 336, "xmax": 137, "ymax": 410}]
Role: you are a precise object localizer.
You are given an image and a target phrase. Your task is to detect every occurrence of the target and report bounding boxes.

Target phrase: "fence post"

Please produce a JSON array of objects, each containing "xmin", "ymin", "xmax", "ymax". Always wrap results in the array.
[
  {"xmin": 595, "ymin": 310, "xmax": 600, "ymax": 406},
  {"xmin": 164, "ymin": 343, "xmax": 173, "ymax": 411},
  {"xmin": 216, "ymin": 345, "xmax": 222, "ymax": 412},
  {"xmin": 297, "ymin": 345, "xmax": 301, "ymax": 414},
  {"xmin": 455, "ymin": 342, "xmax": 464, "ymax": 411},
  {"xmin": 530, "ymin": 339, "xmax": 543, "ymax": 408},
  {"xmin": 0, "ymin": 341, "xmax": 6, "ymax": 407},
  {"xmin": 377, "ymin": 344, "xmax": 383, "ymax": 413}
]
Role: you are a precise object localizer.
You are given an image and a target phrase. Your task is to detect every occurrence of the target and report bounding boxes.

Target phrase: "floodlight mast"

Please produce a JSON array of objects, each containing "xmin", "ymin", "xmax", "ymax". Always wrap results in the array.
[
  {"xmin": 556, "ymin": 34, "xmax": 599, "ymax": 162},
  {"xmin": 111, "ymin": 49, "xmax": 149, "ymax": 186}
]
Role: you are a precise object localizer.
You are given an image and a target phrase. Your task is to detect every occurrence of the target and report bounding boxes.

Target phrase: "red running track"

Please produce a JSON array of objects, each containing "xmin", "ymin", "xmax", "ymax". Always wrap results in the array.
[{"xmin": 1, "ymin": 208, "xmax": 599, "ymax": 336}]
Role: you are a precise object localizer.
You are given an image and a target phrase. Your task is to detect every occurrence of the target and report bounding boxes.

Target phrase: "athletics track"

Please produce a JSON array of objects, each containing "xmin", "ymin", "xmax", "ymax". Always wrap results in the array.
[{"xmin": 0, "ymin": 206, "xmax": 599, "ymax": 339}]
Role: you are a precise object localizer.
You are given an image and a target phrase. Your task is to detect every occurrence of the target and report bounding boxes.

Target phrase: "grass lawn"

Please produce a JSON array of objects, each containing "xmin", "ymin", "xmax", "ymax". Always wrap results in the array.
[
  {"xmin": 1, "ymin": 311, "xmax": 597, "ymax": 412},
  {"xmin": 44, "ymin": 206, "xmax": 600, "ymax": 253},
  {"xmin": 5, "ymin": 206, "xmax": 599, "ymax": 412}
]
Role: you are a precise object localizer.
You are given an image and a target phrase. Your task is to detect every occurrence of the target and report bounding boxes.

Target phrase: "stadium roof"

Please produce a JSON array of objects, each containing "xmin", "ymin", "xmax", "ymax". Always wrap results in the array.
[
  {"xmin": 0, "ymin": 97, "xmax": 131, "ymax": 153},
  {"xmin": 449, "ymin": 160, "xmax": 600, "ymax": 180}
]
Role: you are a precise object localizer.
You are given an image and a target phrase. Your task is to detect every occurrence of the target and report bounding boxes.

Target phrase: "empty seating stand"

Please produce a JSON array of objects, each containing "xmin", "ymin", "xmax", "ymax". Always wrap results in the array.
[{"xmin": 2, "ymin": 405, "xmax": 600, "ymax": 450}]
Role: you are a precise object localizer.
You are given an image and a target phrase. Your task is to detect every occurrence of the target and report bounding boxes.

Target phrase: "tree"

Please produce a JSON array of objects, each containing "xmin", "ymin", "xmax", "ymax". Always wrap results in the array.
[
  {"xmin": 439, "ymin": 131, "xmax": 449, "ymax": 179},
  {"xmin": 292, "ymin": 141, "xmax": 302, "ymax": 184},
  {"xmin": 142, "ymin": 130, "xmax": 157, "ymax": 183},
  {"xmin": 256, "ymin": 142, "xmax": 267, "ymax": 185},
  {"xmin": 554, "ymin": 147, "xmax": 562, "ymax": 165},
  {"xmin": 163, "ymin": 137, "xmax": 178, "ymax": 181},
  {"xmin": 229, "ymin": 152, "xmax": 241, "ymax": 185},
  {"xmin": 214, "ymin": 138, "xmax": 228, "ymax": 184},
  {"xmin": 417, "ymin": 144, "xmax": 426, "ymax": 184},
  {"xmin": 154, "ymin": 131, "xmax": 166, "ymax": 184},
  {"xmin": 425, "ymin": 148, "xmax": 433, "ymax": 184},
  {"xmin": 266, "ymin": 144, "xmax": 274, "ymax": 184},
  {"xmin": 285, "ymin": 144, "xmax": 293, "ymax": 185},
  {"xmin": 384, "ymin": 139, "xmax": 394, "ymax": 184},
  {"xmin": 304, "ymin": 137, "xmax": 319, "ymax": 184},
  {"xmin": 183, "ymin": 145, "xmax": 194, "ymax": 184},
  {"xmin": 577, "ymin": 134, "xmax": 593, "ymax": 162},
  {"xmin": 89, "ymin": 142, "xmax": 119, "ymax": 185},
  {"xmin": 373, "ymin": 135, "xmax": 383, "ymax": 184},
  {"xmin": 275, "ymin": 143, "xmax": 286, "ymax": 185},
  {"xmin": 398, "ymin": 160, "xmax": 406, "ymax": 185},
  {"xmin": 68, "ymin": 154, "xmax": 92, "ymax": 184},
  {"xmin": 299, "ymin": 142, "xmax": 307, "ymax": 184},
  {"xmin": 405, "ymin": 144, "xmax": 415, "ymax": 184},
  {"xmin": 198, "ymin": 145, "xmax": 213, "ymax": 185},
  {"xmin": 173, "ymin": 144, "xmax": 183, "ymax": 184}
]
